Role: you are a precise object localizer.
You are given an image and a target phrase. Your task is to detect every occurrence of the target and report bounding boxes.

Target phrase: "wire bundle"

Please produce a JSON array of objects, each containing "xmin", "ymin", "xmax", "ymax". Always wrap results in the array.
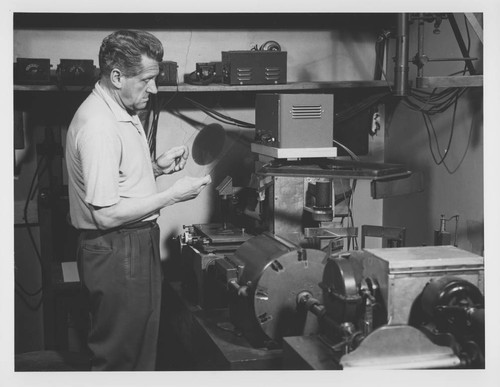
[
  {"xmin": 146, "ymin": 94, "xmax": 255, "ymax": 158},
  {"xmin": 183, "ymin": 97, "xmax": 255, "ymax": 129},
  {"xmin": 16, "ymin": 154, "xmax": 47, "ymax": 311},
  {"xmin": 331, "ymin": 139, "xmax": 360, "ymax": 250},
  {"xmin": 400, "ymin": 14, "xmax": 475, "ymax": 173},
  {"xmin": 146, "ymin": 91, "xmax": 179, "ymax": 158},
  {"xmin": 404, "ymin": 87, "xmax": 467, "ymax": 116},
  {"xmin": 404, "ymin": 84, "xmax": 472, "ymax": 174},
  {"xmin": 334, "ymin": 92, "xmax": 391, "ymax": 125}
]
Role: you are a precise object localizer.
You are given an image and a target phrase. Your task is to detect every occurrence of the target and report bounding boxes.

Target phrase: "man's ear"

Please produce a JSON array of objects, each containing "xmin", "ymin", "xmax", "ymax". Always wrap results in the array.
[{"xmin": 110, "ymin": 68, "xmax": 123, "ymax": 88}]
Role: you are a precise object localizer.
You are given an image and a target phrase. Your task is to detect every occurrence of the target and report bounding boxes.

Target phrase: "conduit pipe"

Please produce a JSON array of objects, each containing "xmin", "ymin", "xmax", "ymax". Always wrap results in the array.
[{"xmin": 394, "ymin": 13, "xmax": 409, "ymax": 96}]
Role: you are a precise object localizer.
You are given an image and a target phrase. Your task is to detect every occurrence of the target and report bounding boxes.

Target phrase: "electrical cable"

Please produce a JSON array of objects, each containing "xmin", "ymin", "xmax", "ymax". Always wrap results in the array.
[
  {"xmin": 183, "ymin": 97, "xmax": 255, "ymax": 128},
  {"xmin": 421, "ymin": 113, "xmax": 443, "ymax": 165},
  {"xmin": 212, "ymin": 95, "xmax": 258, "ymax": 129},
  {"xmin": 23, "ymin": 156, "xmax": 46, "ymax": 257},
  {"xmin": 22, "ymin": 225, "xmax": 44, "ymax": 297},
  {"xmin": 441, "ymin": 104, "xmax": 476, "ymax": 174},
  {"xmin": 184, "ymin": 97, "xmax": 255, "ymax": 128},
  {"xmin": 374, "ymin": 31, "xmax": 394, "ymax": 92},
  {"xmin": 420, "ymin": 92, "xmax": 459, "ymax": 166},
  {"xmin": 338, "ymin": 178, "xmax": 357, "ymax": 250},
  {"xmin": 433, "ymin": 16, "xmax": 473, "ymax": 174},
  {"xmin": 412, "ymin": 86, "xmax": 470, "ymax": 173},
  {"xmin": 18, "ymin": 154, "xmax": 48, "ymax": 299},
  {"xmin": 333, "ymin": 139, "xmax": 360, "ymax": 161},
  {"xmin": 376, "ymin": 58, "xmax": 393, "ymax": 92},
  {"xmin": 409, "ymin": 87, "xmax": 458, "ymax": 105},
  {"xmin": 405, "ymin": 15, "xmax": 471, "ymax": 116},
  {"xmin": 404, "ymin": 87, "xmax": 467, "ymax": 115},
  {"xmin": 147, "ymin": 94, "xmax": 161, "ymax": 157},
  {"xmin": 147, "ymin": 88, "xmax": 180, "ymax": 158},
  {"xmin": 335, "ymin": 92, "xmax": 391, "ymax": 124},
  {"xmin": 333, "ymin": 139, "xmax": 359, "ymax": 249},
  {"xmin": 407, "ymin": 16, "xmax": 472, "ymax": 173},
  {"xmin": 348, "ymin": 179, "xmax": 358, "ymax": 250},
  {"xmin": 189, "ymin": 106, "xmax": 241, "ymax": 127},
  {"xmin": 403, "ymin": 84, "xmax": 464, "ymax": 170}
]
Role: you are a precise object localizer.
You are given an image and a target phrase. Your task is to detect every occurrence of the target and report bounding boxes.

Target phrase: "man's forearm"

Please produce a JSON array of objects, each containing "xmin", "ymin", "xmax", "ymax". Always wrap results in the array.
[
  {"xmin": 91, "ymin": 189, "xmax": 178, "ymax": 229},
  {"xmin": 91, "ymin": 175, "xmax": 210, "ymax": 229}
]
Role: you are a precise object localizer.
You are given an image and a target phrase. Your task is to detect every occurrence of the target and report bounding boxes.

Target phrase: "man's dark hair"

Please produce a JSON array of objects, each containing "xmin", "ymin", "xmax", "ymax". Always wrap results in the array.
[{"xmin": 99, "ymin": 30, "xmax": 164, "ymax": 77}]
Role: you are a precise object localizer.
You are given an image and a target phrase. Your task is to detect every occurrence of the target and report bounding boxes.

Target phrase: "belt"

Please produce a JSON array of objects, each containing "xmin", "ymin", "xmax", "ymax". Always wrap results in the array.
[
  {"xmin": 78, "ymin": 219, "xmax": 157, "ymax": 234},
  {"xmin": 120, "ymin": 219, "xmax": 157, "ymax": 230}
]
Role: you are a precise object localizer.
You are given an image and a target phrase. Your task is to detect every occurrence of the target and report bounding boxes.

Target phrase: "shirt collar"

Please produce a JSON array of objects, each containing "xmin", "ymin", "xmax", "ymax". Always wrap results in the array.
[{"xmin": 93, "ymin": 81, "xmax": 141, "ymax": 125}]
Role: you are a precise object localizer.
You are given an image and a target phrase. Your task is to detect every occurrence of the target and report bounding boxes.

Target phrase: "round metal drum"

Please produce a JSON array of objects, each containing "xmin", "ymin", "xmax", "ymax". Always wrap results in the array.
[
  {"xmin": 420, "ymin": 276, "xmax": 484, "ymax": 318},
  {"xmin": 321, "ymin": 252, "xmax": 365, "ymax": 325},
  {"xmin": 229, "ymin": 232, "xmax": 326, "ymax": 348}
]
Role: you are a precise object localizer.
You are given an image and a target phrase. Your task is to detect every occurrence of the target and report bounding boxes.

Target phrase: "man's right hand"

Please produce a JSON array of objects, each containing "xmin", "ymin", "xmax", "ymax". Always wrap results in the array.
[{"xmin": 170, "ymin": 175, "xmax": 212, "ymax": 203}]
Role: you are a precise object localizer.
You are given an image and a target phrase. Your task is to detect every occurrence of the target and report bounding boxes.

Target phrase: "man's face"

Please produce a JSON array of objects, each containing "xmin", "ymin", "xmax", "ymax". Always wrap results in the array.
[{"xmin": 119, "ymin": 55, "xmax": 160, "ymax": 113}]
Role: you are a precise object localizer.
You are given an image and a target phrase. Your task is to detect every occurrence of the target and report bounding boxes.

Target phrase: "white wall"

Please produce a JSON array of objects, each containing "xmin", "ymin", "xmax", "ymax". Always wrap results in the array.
[
  {"xmin": 14, "ymin": 29, "xmax": 376, "ymax": 82},
  {"xmin": 384, "ymin": 14, "xmax": 484, "ymax": 254}
]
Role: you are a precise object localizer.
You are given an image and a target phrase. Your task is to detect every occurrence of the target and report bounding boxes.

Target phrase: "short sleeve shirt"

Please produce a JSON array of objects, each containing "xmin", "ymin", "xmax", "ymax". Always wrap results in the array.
[{"xmin": 65, "ymin": 82, "xmax": 158, "ymax": 229}]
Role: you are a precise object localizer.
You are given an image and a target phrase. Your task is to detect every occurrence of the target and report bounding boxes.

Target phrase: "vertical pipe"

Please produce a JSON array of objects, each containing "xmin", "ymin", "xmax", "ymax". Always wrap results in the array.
[
  {"xmin": 374, "ymin": 34, "xmax": 385, "ymax": 80},
  {"xmin": 394, "ymin": 13, "xmax": 409, "ymax": 96},
  {"xmin": 417, "ymin": 13, "xmax": 425, "ymax": 79}
]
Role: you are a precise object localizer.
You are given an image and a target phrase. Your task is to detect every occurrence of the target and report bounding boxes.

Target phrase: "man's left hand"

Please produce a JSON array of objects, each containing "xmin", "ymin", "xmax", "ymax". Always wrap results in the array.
[{"xmin": 155, "ymin": 145, "xmax": 189, "ymax": 175}]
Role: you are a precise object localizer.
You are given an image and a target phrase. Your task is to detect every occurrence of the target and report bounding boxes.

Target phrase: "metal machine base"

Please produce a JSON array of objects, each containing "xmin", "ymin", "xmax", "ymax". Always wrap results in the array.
[
  {"xmin": 162, "ymin": 282, "xmax": 282, "ymax": 370},
  {"xmin": 283, "ymin": 326, "xmax": 462, "ymax": 370},
  {"xmin": 282, "ymin": 336, "xmax": 342, "ymax": 370}
]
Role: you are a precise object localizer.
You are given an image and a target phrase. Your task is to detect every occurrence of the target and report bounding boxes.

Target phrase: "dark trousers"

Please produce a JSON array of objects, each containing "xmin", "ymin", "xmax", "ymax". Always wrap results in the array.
[{"xmin": 77, "ymin": 221, "xmax": 162, "ymax": 371}]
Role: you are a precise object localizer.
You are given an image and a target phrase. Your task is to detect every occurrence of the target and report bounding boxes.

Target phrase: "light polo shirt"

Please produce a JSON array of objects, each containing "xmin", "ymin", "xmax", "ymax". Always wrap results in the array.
[{"xmin": 66, "ymin": 82, "xmax": 158, "ymax": 229}]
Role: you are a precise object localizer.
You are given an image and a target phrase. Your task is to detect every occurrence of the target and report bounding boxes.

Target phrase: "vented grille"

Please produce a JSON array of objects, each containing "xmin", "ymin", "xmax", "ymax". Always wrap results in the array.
[
  {"xmin": 236, "ymin": 67, "xmax": 252, "ymax": 81},
  {"xmin": 291, "ymin": 105, "xmax": 323, "ymax": 119},
  {"xmin": 265, "ymin": 67, "xmax": 281, "ymax": 81}
]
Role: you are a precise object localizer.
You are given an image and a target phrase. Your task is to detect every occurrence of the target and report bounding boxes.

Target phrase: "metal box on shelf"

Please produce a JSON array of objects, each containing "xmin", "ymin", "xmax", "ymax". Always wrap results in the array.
[
  {"xmin": 255, "ymin": 93, "xmax": 334, "ymax": 149},
  {"xmin": 157, "ymin": 61, "xmax": 178, "ymax": 86},
  {"xmin": 15, "ymin": 58, "xmax": 51, "ymax": 84},
  {"xmin": 57, "ymin": 59, "xmax": 96, "ymax": 86},
  {"xmin": 362, "ymin": 246, "xmax": 484, "ymax": 325},
  {"xmin": 221, "ymin": 50, "xmax": 287, "ymax": 85}
]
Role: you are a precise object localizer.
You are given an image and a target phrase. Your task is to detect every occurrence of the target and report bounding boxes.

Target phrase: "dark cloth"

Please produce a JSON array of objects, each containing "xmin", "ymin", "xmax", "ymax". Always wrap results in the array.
[{"xmin": 77, "ymin": 221, "xmax": 162, "ymax": 371}]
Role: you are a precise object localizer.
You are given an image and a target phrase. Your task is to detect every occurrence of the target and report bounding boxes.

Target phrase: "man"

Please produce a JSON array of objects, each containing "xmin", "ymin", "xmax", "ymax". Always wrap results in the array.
[{"xmin": 65, "ymin": 30, "xmax": 211, "ymax": 371}]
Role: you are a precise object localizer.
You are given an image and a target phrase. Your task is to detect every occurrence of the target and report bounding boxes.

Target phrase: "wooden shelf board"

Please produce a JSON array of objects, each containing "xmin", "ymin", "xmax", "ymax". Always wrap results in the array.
[
  {"xmin": 14, "ymin": 80, "xmax": 392, "ymax": 93},
  {"xmin": 416, "ymin": 75, "xmax": 483, "ymax": 88}
]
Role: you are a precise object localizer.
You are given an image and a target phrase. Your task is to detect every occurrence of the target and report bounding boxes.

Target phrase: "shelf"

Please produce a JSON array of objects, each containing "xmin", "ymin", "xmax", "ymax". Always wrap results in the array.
[
  {"xmin": 14, "ymin": 80, "xmax": 392, "ymax": 93},
  {"xmin": 160, "ymin": 81, "xmax": 392, "ymax": 93},
  {"xmin": 14, "ymin": 84, "xmax": 91, "ymax": 92},
  {"xmin": 415, "ymin": 75, "xmax": 483, "ymax": 88}
]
